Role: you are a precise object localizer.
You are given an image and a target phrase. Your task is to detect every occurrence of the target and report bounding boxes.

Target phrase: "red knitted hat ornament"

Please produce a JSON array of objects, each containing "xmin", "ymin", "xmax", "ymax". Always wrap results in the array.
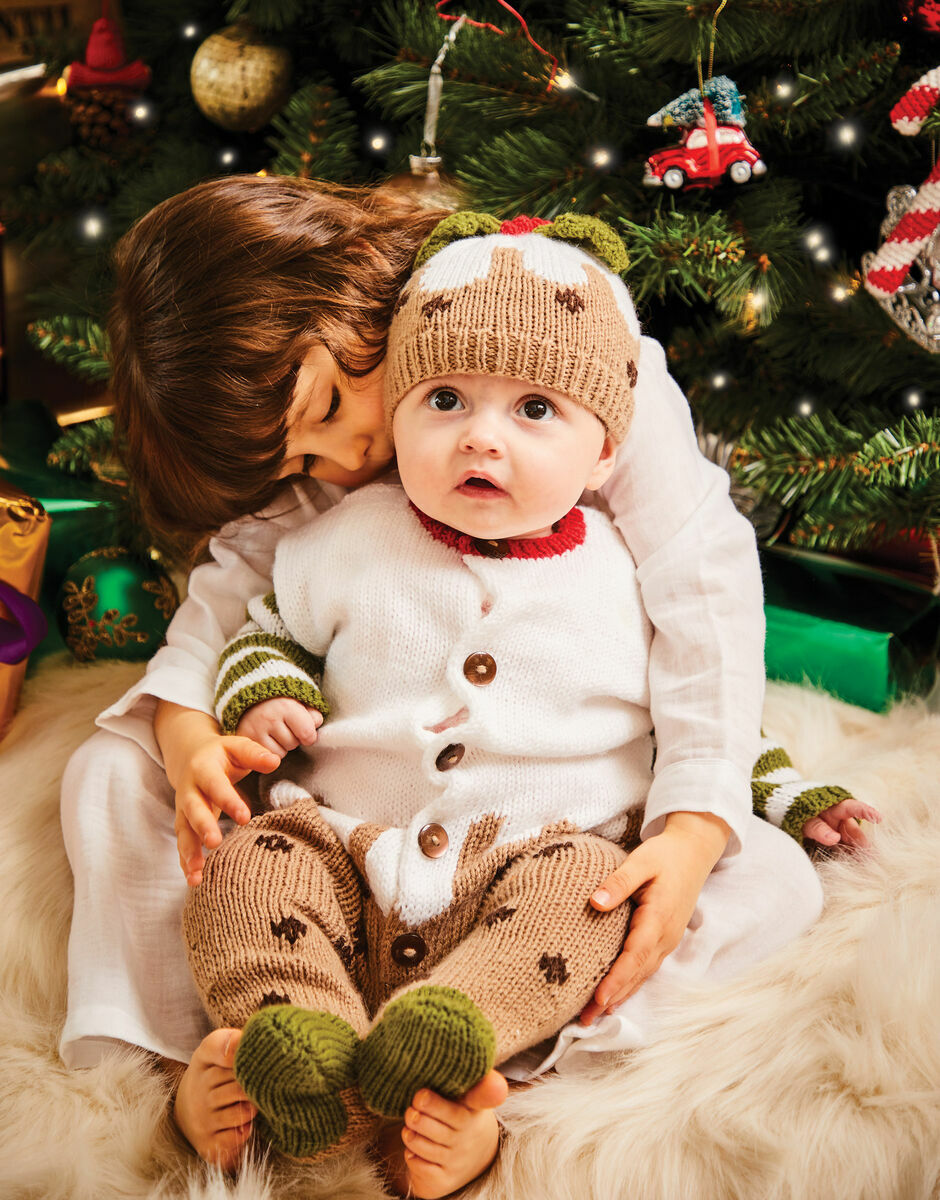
[{"xmin": 67, "ymin": 2, "xmax": 151, "ymax": 92}]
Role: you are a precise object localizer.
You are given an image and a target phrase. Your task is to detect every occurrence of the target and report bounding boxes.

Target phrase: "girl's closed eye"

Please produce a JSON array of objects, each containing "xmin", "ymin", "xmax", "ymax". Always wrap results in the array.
[
  {"xmin": 321, "ymin": 386, "xmax": 341, "ymax": 424},
  {"xmin": 518, "ymin": 395, "xmax": 556, "ymax": 422},
  {"xmin": 426, "ymin": 387, "xmax": 464, "ymax": 412}
]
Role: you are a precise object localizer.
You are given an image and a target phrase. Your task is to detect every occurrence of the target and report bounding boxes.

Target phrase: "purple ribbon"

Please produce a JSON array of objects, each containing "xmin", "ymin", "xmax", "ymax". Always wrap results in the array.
[{"xmin": 0, "ymin": 580, "xmax": 48, "ymax": 665}]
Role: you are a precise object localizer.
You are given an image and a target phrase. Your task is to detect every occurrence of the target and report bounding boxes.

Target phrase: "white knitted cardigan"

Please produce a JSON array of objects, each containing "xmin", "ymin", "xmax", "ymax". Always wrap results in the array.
[{"xmin": 216, "ymin": 483, "xmax": 851, "ymax": 924}]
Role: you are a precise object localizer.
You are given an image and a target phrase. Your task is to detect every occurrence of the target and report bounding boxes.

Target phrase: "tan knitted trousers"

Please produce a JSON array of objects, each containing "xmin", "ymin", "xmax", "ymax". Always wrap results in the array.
[{"xmin": 184, "ymin": 799, "xmax": 632, "ymax": 1065}]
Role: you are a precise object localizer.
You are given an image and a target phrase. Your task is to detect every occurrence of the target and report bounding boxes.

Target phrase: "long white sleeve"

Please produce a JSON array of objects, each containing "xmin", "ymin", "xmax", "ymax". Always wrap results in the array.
[
  {"xmin": 94, "ymin": 477, "xmax": 345, "ymax": 765},
  {"xmin": 598, "ymin": 336, "xmax": 764, "ymax": 855}
]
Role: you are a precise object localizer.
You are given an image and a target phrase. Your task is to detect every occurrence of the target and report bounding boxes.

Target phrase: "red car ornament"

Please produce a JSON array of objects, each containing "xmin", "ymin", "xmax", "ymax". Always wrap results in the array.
[{"xmin": 643, "ymin": 99, "xmax": 767, "ymax": 191}]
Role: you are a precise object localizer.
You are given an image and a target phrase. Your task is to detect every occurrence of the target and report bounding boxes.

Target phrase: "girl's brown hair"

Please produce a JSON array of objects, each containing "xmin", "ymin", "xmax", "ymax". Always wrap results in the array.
[{"xmin": 108, "ymin": 174, "xmax": 449, "ymax": 549}]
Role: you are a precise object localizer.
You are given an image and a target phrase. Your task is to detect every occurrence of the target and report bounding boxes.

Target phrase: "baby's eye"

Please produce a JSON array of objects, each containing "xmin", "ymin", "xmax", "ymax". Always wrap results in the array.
[
  {"xmin": 519, "ymin": 396, "xmax": 556, "ymax": 421},
  {"xmin": 427, "ymin": 387, "xmax": 463, "ymax": 412}
]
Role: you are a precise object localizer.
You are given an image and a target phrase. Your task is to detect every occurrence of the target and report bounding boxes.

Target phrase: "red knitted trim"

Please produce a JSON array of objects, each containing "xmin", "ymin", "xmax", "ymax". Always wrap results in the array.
[
  {"xmin": 412, "ymin": 504, "xmax": 585, "ymax": 559},
  {"xmin": 499, "ymin": 216, "xmax": 552, "ymax": 236}
]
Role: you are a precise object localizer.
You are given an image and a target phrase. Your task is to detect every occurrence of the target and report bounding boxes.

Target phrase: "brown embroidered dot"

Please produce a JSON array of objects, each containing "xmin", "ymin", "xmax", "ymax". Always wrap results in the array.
[
  {"xmin": 538, "ymin": 953, "xmax": 570, "ymax": 985},
  {"xmin": 555, "ymin": 287, "xmax": 585, "ymax": 314},
  {"xmin": 393, "ymin": 289, "xmax": 411, "ymax": 315},
  {"xmin": 422, "ymin": 296, "xmax": 453, "ymax": 318},
  {"xmin": 256, "ymin": 833, "xmax": 293, "ymax": 854},
  {"xmin": 535, "ymin": 841, "xmax": 575, "ymax": 859},
  {"xmin": 483, "ymin": 905, "xmax": 517, "ymax": 927},
  {"xmin": 333, "ymin": 936, "xmax": 355, "ymax": 970},
  {"xmin": 260, "ymin": 991, "xmax": 291, "ymax": 1006},
  {"xmin": 271, "ymin": 915, "xmax": 307, "ymax": 945},
  {"xmin": 626, "ymin": 359, "xmax": 638, "ymax": 388}
]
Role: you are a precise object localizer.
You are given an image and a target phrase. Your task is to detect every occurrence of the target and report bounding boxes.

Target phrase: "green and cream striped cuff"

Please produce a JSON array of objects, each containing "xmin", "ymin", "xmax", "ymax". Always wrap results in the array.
[{"xmin": 751, "ymin": 736, "xmax": 851, "ymax": 844}]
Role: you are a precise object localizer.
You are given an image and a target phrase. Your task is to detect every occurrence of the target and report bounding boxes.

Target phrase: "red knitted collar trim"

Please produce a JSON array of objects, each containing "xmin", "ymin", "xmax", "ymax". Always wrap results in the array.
[{"xmin": 411, "ymin": 504, "xmax": 585, "ymax": 559}]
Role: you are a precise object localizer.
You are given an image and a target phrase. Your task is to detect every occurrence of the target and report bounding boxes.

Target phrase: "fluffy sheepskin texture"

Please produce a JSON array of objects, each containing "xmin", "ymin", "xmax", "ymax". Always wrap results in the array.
[{"xmin": 0, "ymin": 655, "xmax": 938, "ymax": 1200}]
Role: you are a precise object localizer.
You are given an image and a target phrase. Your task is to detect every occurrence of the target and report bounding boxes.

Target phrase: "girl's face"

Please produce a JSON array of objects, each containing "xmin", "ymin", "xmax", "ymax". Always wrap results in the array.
[{"xmin": 278, "ymin": 345, "xmax": 393, "ymax": 488}]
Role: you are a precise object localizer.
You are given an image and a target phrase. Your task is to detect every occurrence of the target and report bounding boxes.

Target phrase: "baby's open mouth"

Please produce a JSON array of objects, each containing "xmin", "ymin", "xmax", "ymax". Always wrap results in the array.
[{"xmin": 457, "ymin": 475, "xmax": 505, "ymax": 496}]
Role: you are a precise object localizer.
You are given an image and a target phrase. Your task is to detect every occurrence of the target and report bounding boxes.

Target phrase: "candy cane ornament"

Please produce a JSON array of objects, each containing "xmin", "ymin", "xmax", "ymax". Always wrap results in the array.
[{"xmin": 864, "ymin": 67, "xmax": 940, "ymax": 299}]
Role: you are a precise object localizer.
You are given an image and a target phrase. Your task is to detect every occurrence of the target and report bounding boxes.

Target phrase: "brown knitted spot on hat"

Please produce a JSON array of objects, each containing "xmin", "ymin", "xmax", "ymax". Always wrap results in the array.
[
  {"xmin": 393, "ymin": 289, "xmax": 411, "ymax": 316},
  {"xmin": 538, "ymin": 953, "xmax": 570, "ymax": 985},
  {"xmin": 270, "ymin": 915, "xmax": 307, "ymax": 945},
  {"xmin": 260, "ymin": 990, "xmax": 291, "ymax": 1007},
  {"xmin": 555, "ymin": 287, "xmax": 585, "ymax": 314},
  {"xmin": 422, "ymin": 295, "xmax": 453, "ymax": 319},
  {"xmin": 256, "ymin": 833, "xmax": 293, "ymax": 854},
  {"xmin": 627, "ymin": 360, "xmax": 638, "ymax": 388},
  {"xmin": 333, "ymin": 935, "xmax": 356, "ymax": 971}
]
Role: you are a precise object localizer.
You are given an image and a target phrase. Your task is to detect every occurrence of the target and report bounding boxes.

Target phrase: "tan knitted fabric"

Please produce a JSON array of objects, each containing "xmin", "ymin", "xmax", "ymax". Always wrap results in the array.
[
  {"xmin": 184, "ymin": 799, "xmax": 633, "ymax": 1069},
  {"xmin": 385, "ymin": 238, "xmax": 642, "ymax": 443}
]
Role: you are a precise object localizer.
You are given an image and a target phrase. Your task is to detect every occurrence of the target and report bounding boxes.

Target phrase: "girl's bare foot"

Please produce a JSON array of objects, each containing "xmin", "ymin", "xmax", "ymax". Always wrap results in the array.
[
  {"xmin": 172, "ymin": 1028, "xmax": 257, "ymax": 1170},
  {"xmin": 398, "ymin": 1069, "xmax": 509, "ymax": 1199}
]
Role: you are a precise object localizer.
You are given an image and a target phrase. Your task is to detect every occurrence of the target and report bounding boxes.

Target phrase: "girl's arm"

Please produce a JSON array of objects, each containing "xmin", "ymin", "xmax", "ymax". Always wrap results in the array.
[
  {"xmin": 94, "ymin": 478, "xmax": 342, "ymax": 765},
  {"xmin": 598, "ymin": 336, "xmax": 764, "ymax": 857}
]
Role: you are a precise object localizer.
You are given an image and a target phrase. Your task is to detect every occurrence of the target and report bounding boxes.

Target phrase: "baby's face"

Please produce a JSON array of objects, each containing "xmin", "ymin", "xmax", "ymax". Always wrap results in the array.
[{"xmin": 392, "ymin": 374, "xmax": 617, "ymax": 540}]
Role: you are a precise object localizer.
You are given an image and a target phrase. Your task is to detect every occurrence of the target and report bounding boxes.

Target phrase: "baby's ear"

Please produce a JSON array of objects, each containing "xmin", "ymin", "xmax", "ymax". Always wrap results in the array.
[
  {"xmin": 537, "ymin": 213, "xmax": 629, "ymax": 275},
  {"xmin": 415, "ymin": 212, "xmax": 502, "ymax": 268}
]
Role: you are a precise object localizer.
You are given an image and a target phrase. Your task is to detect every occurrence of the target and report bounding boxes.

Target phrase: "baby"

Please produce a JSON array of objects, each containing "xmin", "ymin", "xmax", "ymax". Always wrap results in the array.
[{"xmin": 185, "ymin": 213, "xmax": 875, "ymax": 1196}]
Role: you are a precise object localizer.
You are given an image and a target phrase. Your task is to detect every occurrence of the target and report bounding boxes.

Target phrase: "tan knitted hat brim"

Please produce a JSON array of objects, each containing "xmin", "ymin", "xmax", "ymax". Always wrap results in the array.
[{"xmin": 386, "ymin": 242, "xmax": 640, "ymax": 442}]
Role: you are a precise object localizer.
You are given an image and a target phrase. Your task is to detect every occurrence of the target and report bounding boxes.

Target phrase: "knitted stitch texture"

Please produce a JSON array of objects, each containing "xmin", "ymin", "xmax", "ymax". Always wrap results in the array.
[
  {"xmin": 234, "ymin": 1006, "xmax": 362, "ymax": 1158},
  {"xmin": 357, "ymin": 986, "xmax": 496, "ymax": 1119},
  {"xmin": 751, "ymin": 734, "xmax": 852, "ymax": 844},
  {"xmin": 385, "ymin": 232, "xmax": 642, "ymax": 442}
]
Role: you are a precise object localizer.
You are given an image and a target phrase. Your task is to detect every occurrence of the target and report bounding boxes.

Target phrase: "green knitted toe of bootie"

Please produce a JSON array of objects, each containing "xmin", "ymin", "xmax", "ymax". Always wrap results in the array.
[
  {"xmin": 234, "ymin": 1005, "xmax": 359, "ymax": 1158},
  {"xmin": 357, "ymin": 985, "xmax": 496, "ymax": 1120}
]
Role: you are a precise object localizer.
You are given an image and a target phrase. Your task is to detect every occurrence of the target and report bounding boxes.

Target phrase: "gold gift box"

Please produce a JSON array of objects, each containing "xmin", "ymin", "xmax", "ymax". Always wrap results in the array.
[{"xmin": 0, "ymin": 478, "xmax": 51, "ymax": 739}]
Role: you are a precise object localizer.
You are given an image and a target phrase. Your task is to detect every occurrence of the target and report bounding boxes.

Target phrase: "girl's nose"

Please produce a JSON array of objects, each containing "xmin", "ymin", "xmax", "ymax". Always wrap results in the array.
[{"xmin": 332, "ymin": 434, "xmax": 371, "ymax": 471}]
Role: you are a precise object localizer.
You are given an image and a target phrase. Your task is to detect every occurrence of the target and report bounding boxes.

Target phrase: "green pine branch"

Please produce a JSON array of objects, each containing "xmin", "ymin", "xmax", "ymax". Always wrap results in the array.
[
  {"xmin": 735, "ymin": 411, "xmax": 940, "ymax": 548},
  {"xmin": 456, "ymin": 126, "xmax": 616, "ymax": 218},
  {"xmin": 266, "ymin": 81, "xmax": 360, "ymax": 180},
  {"xmin": 46, "ymin": 417, "xmax": 127, "ymax": 487},
  {"xmin": 27, "ymin": 316, "xmax": 111, "ymax": 383},
  {"xmin": 747, "ymin": 41, "xmax": 900, "ymax": 141},
  {"xmin": 226, "ymin": 0, "xmax": 305, "ymax": 32}
]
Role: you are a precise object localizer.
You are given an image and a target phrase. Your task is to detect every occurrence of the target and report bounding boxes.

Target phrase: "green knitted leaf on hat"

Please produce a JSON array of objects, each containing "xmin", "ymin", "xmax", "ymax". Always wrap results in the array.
[
  {"xmin": 537, "ymin": 213, "xmax": 630, "ymax": 275},
  {"xmin": 414, "ymin": 212, "xmax": 502, "ymax": 269}
]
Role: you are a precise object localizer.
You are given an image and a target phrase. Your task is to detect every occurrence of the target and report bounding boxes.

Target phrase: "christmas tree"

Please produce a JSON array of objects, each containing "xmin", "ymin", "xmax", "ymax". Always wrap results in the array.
[{"xmin": 5, "ymin": 0, "xmax": 940, "ymax": 580}]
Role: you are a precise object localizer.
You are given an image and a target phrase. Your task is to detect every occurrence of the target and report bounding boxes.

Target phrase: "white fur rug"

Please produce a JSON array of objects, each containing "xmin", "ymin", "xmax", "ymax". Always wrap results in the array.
[{"xmin": 1, "ymin": 656, "xmax": 938, "ymax": 1200}]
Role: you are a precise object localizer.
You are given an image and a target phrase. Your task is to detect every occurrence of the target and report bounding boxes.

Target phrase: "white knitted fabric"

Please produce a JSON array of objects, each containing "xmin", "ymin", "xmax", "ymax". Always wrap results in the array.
[{"xmin": 221, "ymin": 482, "xmax": 653, "ymax": 927}]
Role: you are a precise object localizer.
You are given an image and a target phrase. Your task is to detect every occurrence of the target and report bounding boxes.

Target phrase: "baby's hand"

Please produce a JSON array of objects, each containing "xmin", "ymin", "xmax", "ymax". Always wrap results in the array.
[
  {"xmin": 802, "ymin": 797, "xmax": 882, "ymax": 849},
  {"xmin": 235, "ymin": 697, "xmax": 323, "ymax": 758},
  {"xmin": 175, "ymin": 733, "xmax": 281, "ymax": 886}
]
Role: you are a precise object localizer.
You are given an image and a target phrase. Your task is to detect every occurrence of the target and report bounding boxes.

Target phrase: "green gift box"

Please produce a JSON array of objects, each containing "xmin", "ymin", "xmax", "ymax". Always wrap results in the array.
[{"xmin": 761, "ymin": 545, "xmax": 940, "ymax": 712}]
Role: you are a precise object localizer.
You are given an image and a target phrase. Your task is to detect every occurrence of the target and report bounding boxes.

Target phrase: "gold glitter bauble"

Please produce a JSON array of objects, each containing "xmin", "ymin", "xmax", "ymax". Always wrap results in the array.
[{"xmin": 189, "ymin": 23, "xmax": 291, "ymax": 133}]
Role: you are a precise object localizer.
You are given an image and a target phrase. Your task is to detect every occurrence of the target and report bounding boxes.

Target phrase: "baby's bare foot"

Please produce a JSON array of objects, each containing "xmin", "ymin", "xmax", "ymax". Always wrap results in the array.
[
  {"xmin": 401, "ymin": 1070, "xmax": 509, "ymax": 1199},
  {"xmin": 172, "ymin": 1028, "xmax": 256, "ymax": 1170}
]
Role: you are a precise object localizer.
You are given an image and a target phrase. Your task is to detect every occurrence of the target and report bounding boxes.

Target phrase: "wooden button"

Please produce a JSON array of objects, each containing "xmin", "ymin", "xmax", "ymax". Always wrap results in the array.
[
  {"xmin": 435, "ymin": 743, "xmax": 465, "ymax": 771},
  {"xmin": 418, "ymin": 822, "xmax": 450, "ymax": 857},
  {"xmin": 463, "ymin": 652, "xmax": 497, "ymax": 685},
  {"xmin": 390, "ymin": 933, "xmax": 427, "ymax": 967},
  {"xmin": 473, "ymin": 538, "xmax": 510, "ymax": 558}
]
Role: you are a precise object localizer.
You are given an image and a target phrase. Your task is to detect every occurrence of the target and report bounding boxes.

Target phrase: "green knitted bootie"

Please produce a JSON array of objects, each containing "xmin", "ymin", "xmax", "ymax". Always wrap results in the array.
[
  {"xmin": 357, "ymin": 985, "xmax": 496, "ymax": 1120},
  {"xmin": 234, "ymin": 1005, "xmax": 359, "ymax": 1158}
]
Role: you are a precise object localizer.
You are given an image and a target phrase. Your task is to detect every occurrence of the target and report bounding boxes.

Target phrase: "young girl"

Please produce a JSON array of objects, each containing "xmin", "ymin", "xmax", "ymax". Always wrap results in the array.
[{"xmin": 59, "ymin": 177, "xmax": 871, "ymax": 1192}]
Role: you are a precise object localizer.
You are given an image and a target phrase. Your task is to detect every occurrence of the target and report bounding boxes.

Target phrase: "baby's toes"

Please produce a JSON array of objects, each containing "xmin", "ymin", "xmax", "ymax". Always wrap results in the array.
[
  {"xmin": 404, "ymin": 1151, "xmax": 452, "ymax": 1200},
  {"xmin": 207, "ymin": 1121, "xmax": 254, "ymax": 1172},
  {"xmin": 402, "ymin": 1125, "xmax": 449, "ymax": 1165}
]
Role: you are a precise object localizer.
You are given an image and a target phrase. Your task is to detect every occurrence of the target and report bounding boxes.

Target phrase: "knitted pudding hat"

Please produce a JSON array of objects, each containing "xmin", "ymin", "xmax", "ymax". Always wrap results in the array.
[{"xmin": 385, "ymin": 212, "xmax": 641, "ymax": 442}]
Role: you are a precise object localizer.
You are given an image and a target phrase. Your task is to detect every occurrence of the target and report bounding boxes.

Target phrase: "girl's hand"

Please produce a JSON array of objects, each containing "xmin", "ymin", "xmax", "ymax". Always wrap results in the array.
[
  {"xmin": 235, "ymin": 697, "xmax": 323, "ymax": 757},
  {"xmin": 802, "ymin": 797, "xmax": 882, "ymax": 848},
  {"xmin": 174, "ymin": 733, "xmax": 280, "ymax": 887},
  {"xmin": 579, "ymin": 811, "xmax": 730, "ymax": 1024}
]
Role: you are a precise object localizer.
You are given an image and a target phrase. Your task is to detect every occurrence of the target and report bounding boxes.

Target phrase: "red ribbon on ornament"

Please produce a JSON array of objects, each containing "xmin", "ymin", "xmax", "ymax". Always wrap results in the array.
[
  {"xmin": 435, "ymin": 0, "xmax": 559, "ymax": 91},
  {"xmin": 703, "ymin": 100, "xmax": 721, "ymax": 181}
]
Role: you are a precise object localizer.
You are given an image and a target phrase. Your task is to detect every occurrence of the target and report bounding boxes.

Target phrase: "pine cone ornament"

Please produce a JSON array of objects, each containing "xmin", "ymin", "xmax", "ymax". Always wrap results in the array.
[{"xmin": 63, "ymin": 87, "xmax": 132, "ymax": 149}]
